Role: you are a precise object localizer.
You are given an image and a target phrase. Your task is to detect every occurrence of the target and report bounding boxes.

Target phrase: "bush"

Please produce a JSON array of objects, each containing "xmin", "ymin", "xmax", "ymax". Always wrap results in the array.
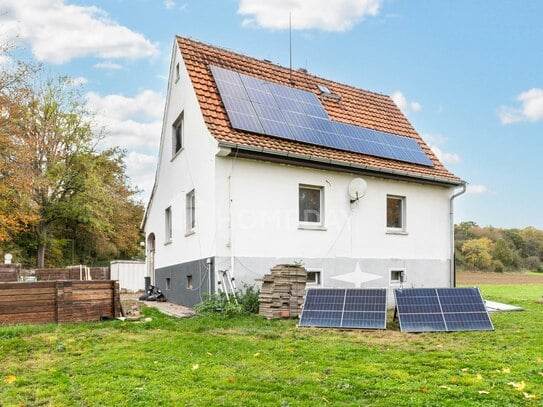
[
  {"xmin": 237, "ymin": 284, "xmax": 260, "ymax": 314},
  {"xmin": 524, "ymin": 256, "xmax": 541, "ymax": 272},
  {"xmin": 195, "ymin": 285, "xmax": 260, "ymax": 316},
  {"xmin": 492, "ymin": 260, "xmax": 504, "ymax": 273}
]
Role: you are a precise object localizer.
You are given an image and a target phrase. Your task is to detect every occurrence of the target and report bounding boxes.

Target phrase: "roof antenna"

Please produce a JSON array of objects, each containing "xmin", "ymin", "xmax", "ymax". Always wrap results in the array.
[{"xmin": 289, "ymin": 11, "xmax": 293, "ymax": 84}]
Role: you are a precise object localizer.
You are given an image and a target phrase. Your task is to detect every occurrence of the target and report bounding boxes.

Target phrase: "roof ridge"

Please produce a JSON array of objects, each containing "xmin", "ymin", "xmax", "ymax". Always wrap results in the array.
[{"xmin": 176, "ymin": 35, "xmax": 391, "ymax": 100}]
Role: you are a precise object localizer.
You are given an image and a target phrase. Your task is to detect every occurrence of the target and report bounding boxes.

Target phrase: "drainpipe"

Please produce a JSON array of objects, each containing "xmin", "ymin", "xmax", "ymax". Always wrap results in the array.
[
  {"xmin": 228, "ymin": 175, "xmax": 235, "ymax": 280},
  {"xmin": 449, "ymin": 183, "xmax": 467, "ymax": 287}
]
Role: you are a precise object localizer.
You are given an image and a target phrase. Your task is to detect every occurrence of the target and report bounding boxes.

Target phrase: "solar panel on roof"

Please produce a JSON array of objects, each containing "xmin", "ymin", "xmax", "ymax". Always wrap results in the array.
[
  {"xmin": 299, "ymin": 288, "xmax": 387, "ymax": 329},
  {"xmin": 210, "ymin": 65, "xmax": 434, "ymax": 167},
  {"xmin": 394, "ymin": 288, "xmax": 494, "ymax": 333}
]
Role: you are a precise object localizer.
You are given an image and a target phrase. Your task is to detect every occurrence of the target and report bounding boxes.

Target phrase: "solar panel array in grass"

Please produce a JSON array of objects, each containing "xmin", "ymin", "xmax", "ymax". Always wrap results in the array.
[
  {"xmin": 299, "ymin": 288, "xmax": 387, "ymax": 329},
  {"xmin": 394, "ymin": 287, "xmax": 494, "ymax": 333}
]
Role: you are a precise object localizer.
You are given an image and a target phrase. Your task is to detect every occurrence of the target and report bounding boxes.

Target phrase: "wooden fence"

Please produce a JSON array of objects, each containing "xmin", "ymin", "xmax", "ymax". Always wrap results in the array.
[
  {"xmin": 0, "ymin": 264, "xmax": 21, "ymax": 283},
  {"xmin": 0, "ymin": 280, "xmax": 121, "ymax": 325},
  {"xmin": 34, "ymin": 267, "xmax": 110, "ymax": 281}
]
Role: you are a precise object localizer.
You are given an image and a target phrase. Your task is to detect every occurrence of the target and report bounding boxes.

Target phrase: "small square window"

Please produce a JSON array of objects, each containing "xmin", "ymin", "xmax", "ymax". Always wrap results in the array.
[
  {"xmin": 172, "ymin": 112, "xmax": 184, "ymax": 157},
  {"xmin": 186, "ymin": 189, "xmax": 195, "ymax": 234},
  {"xmin": 299, "ymin": 185, "xmax": 323, "ymax": 226},
  {"xmin": 164, "ymin": 207, "xmax": 172, "ymax": 243},
  {"xmin": 387, "ymin": 195, "xmax": 405, "ymax": 231},
  {"xmin": 187, "ymin": 275, "xmax": 193, "ymax": 289},
  {"xmin": 390, "ymin": 269, "xmax": 405, "ymax": 284},
  {"xmin": 306, "ymin": 270, "xmax": 321, "ymax": 286},
  {"xmin": 165, "ymin": 278, "xmax": 171, "ymax": 290}
]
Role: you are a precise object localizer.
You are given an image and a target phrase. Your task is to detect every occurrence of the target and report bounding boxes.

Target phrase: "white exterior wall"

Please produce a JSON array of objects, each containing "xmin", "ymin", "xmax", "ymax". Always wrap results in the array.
[
  {"xmin": 214, "ymin": 156, "xmax": 454, "ymax": 299},
  {"xmin": 144, "ymin": 43, "xmax": 217, "ymax": 272}
]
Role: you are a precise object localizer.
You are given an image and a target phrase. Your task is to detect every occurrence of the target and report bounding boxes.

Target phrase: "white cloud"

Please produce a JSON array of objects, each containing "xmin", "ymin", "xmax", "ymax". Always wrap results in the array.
[
  {"xmin": 0, "ymin": 54, "xmax": 13, "ymax": 69},
  {"xmin": 422, "ymin": 133, "xmax": 461, "ymax": 165},
  {"xmin": 85, "ymin": 90, "xmax": 164, "ymax": 199},
  {"xmin": 0, "ymin": 0, "xmax": 159, "ymax": 64},
  {"xmin": 94, "ymin": 61, "xmax": 124, "ymax": 70},
  {"xmin": 430, "ymin": 145, "xmax": 461, "ymax": 165},
  {"xmin": 238, "ymin": 0, "xmax": 381, "ymax": 31},
  {"xmin": 499, "ymin": 88, "xmax": 543, "ymax": 124},
  {"xmin": 391, "ymin": 91, "xmax": 422, "ymax": 115},
  {"xmin": 164, "ymin": 0, "xmax": 176, "ymax": 9},
  {"xmin": 466, "ymin": 184, "xmax": 489, "ymax": 195},
  {"xmin": 68, "ymin": 76, "xmax": 88, "ymax": 86},
  {"xmin": 85, "ymin": 90, "xmax": 164, "ymax": 152},
  {"xmin": 124, "ymin": 151, "xmax": 157, "ymax": 201}
]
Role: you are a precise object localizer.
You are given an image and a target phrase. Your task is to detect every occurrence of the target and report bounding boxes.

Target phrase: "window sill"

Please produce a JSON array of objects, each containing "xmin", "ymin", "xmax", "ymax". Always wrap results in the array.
[
  {"xmin": 386, "ymin": 229, "xmax": 408, "ymax": 235},
  {"xmin": 171, "ymin": 148, "xmax": 184, "ymax": 162},
  {"xmin": 298, "ymin": 225, "xmax": 327, "ymax": 231},
  {"xmin": 184, "ymin": 230, "xmax": 196, "ymax": 237},
  {"xmin": 164, "ymin": 240, "xmax": 172, "ymax": 246}
]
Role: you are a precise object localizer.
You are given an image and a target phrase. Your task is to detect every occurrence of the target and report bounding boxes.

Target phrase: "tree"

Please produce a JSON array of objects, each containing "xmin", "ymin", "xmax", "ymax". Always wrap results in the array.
[
  {"xmin": 461, "ymin": 237, "xmax": 494, "ymax": 271},
  {"xmin": 0, "ymin": 48, "xmax": 39, "ymax": 242},
  {"xmin": 2, "ymin": 73, "xmax": 143, "ymax": 267},
  {"xmin": 492, "ymin": 238, "xmax": 517, "ymax": 269}
]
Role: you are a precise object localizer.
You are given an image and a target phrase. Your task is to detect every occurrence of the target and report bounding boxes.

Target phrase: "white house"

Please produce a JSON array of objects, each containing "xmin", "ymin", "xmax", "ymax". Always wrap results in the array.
[{"xmin": 142, "ymin": 36, "xmax": 465, "ymax": 307}]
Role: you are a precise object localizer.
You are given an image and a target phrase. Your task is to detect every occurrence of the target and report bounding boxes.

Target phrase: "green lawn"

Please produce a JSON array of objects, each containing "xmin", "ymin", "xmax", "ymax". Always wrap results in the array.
[{"xmin": 1, "ymin": 285, "xmax": 542, "ymax": 406}]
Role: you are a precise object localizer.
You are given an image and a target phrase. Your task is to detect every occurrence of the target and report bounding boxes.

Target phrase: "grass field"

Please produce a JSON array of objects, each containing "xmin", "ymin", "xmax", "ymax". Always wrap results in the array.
[{"xmin": 1, "ymin": 284, "xmax": 542, "ymax": 406}]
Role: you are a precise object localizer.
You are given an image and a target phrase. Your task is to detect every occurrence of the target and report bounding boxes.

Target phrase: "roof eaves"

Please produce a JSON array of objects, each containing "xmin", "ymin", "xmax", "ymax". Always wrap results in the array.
[{"xmin": 218, "ymin": 141, "xmax": 463, "ymax": 187}]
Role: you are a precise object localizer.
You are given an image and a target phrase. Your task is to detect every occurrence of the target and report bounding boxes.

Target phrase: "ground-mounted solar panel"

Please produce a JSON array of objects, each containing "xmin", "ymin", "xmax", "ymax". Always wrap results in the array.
[
  {"xmin": 210, "ymin": 65, "xmax": 434, "ymax": 167},
  {"xmin": 299, "ymin": 288, "xmax": 387, "ymax": 329},
  {"xmin": 394, "ymin": 288, "xmax": 494, "ymax": 333}
]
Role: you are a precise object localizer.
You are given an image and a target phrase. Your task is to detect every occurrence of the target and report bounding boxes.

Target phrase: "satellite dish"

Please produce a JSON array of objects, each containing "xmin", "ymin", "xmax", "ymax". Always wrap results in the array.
[{"xmin": 348, "ymin": 178, "xmax": 367, "ymax": 203}]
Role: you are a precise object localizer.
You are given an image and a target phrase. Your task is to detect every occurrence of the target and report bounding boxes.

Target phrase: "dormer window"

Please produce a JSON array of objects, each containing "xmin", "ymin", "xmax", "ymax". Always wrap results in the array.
[{"xmin": 172, "ymin": 112, "xmax": 184, "ymax": 157}]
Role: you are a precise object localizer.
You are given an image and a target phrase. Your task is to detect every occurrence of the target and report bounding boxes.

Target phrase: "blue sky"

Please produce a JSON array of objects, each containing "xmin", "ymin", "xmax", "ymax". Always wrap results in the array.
[{"xmin": 1, "ymin": 0, "xmax": 542, "ymax": 229}]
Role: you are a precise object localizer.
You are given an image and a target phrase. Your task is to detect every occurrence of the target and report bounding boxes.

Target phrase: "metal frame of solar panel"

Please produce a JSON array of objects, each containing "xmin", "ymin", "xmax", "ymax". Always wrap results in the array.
[
  {"xmin": 394, "ymin": 287, "xmax": 494, "ymax": 333},
  {"xmin": 299, "ymin": 288, "xmax": 387, "ymax": 329},
  {"xmin": 210, "ymin": 65, "xmax": 434, "ymax": 167}
]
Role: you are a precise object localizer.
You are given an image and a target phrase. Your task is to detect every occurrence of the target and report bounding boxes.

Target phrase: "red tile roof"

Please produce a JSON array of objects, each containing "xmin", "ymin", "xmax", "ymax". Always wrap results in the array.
[{"xmin": 177, "ymin": 36, "xmax": 462, "ymax": 185}]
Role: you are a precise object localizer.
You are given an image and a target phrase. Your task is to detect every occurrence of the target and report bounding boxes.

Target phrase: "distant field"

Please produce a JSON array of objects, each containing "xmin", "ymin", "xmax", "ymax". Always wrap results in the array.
[
  {"xmin": 457, "ymin": 270, "xmax": 543, "ymax": 285},
  {"xmin": 1, "ymin": 283, "xmax": 542, "ymax": 406}
]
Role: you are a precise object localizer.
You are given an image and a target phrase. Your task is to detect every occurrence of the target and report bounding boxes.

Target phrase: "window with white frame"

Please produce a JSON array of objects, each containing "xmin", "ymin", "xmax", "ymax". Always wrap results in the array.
[
  {"xmin": 186, "ymin": 189, "xmax": 195, "ymax": 234},
  {"xmin": 172, "ymin": 112, "xmax": 184, "ymax": 157},
  {"xmin": 165, "ymin": 206, "xmax": 172, "ymax": 243},
  {"xmin": 306, "ymin": 270, "xmax": 322, "ymax": 286},
  {"xmin": 390, "ymin": 269, "xmax": 405, "ymax": 284},
  {"xmin": 299, "ymin": 185, "xmax": 324, "ymax": 226},
  {"xmin": 387, "ymin": 195, "xmax": 406, "ymax": 231}
]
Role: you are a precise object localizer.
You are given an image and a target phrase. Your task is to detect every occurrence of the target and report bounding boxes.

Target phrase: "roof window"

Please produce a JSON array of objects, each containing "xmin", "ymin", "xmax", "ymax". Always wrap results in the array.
[{"xmin": 317, "ymin": 84, "xmax": 341, "ymax": 100}]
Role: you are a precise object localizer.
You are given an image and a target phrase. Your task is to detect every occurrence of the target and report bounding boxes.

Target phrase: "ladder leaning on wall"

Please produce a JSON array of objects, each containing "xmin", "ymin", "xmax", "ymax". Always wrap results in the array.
[{"xmin": 217, "ymin": 268, "xmax": 238, "ymax": 304}]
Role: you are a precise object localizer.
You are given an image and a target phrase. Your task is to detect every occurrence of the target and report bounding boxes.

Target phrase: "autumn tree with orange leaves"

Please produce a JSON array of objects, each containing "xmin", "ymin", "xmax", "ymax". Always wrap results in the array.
[{"xmin": 1, "ymin": 48, "xmax": 143, "ymax": 267}]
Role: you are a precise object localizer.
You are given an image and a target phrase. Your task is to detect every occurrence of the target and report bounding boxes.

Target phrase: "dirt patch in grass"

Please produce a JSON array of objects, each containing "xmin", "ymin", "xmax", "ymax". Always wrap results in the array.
[{"xmin": 457, "ymin": 271, "xmax": 543, "ymax": 285}]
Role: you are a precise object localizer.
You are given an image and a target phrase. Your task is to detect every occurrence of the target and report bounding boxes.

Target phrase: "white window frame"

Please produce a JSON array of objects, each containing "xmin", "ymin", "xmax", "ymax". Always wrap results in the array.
[
  {"xmin": 164, "ymin": 206, "xmax": 172, "ymax": 244},
  {"xmin": 172, "ymin": 112, "xmax": 184, "ymax": 158},
  {"xmin": 175, "ymin": 62, "xmax": 180, "ymax": 83},
  {"xmin": 306, "ymin": 269, "xmax": 322, "ymax": 286},
  {"xmin": 389, "ymin": 268, "xmax": 406, "ymax": 285},
  {"xmin": 185, "ymin": 189, "xmax": 196, "ymax": 235},
  {"xmin": 386, "ymin": 195, "xmax": 406, "ymax": 234},
  {"xmin": 298, "ymin": 184, "xmax": 325, "ymax": 229}
]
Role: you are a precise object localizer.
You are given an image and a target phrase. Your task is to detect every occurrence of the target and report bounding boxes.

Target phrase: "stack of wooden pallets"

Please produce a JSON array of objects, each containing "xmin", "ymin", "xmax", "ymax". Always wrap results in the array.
[{"xmin": 259, "ymin": 264, "xmax": 307, "ymax": 319}]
